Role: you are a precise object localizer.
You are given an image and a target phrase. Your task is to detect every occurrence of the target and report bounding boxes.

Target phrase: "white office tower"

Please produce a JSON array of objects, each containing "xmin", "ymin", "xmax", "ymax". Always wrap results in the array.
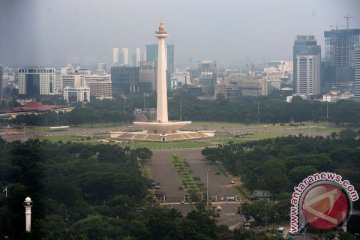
[
  {"xmin": 296, "ymin": 55, "xmax": 321, "ymax": 97},
  {"xmin": 24, "ymin": 197, "xmax": 33, "ymax": 232},
  {"xmin": 135, "ymin": 48, "xmax": 141, "ymax": 66},
  {"xmin": 83, "ymin": 74, "xmax": 112, "ymax": 99},
  {"xmin": 354, "ymin": 47, "xmax": 360, "ymax": 102},
  {"xmin": 113, "ymin": 48, "xmax": 119, "ymax": 64},
  {"xmin": 122, "ymin": 48, "xmax": 129, "ymax": 65},
  {"xmin": 18, "ymin": 67, "xmax": 56, "ymax": 96}
]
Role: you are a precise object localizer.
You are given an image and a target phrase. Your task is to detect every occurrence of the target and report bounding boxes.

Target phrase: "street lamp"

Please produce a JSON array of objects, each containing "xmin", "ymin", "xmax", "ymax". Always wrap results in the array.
[{"xmin": 23, "ymin": 197, "xmax": 33, "ymax": 233}]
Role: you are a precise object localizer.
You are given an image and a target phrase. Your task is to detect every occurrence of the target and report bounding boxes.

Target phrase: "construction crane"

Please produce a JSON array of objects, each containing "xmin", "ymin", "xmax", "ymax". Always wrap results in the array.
[{"xmin": 344, "ymin": 15, "xmax": 355, "ymax": 30}]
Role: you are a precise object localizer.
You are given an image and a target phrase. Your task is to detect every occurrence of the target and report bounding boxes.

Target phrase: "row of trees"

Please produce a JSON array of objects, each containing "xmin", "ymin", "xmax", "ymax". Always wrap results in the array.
[
  {"xmin": 168, "ymin": 93, "xmax": 360, "ymax": 126},
  {"xmin": 202, "ymin": 130, "xmax": 360, "ymax": 202},
  {"xmin": 0, "ymin": 138, "xmax": 275, "ymax": 240},
  {"xmin": 9, "ymin": 99, "xmax": 135, "ymax": 126},
  {"xmin": 5, "ymin": 92, "xmax": 360, "ymax": 127}
]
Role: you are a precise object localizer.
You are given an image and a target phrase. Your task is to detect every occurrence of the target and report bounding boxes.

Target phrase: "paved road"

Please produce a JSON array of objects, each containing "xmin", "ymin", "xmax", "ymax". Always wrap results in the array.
[
  {"xmin": 149, "ymin": 148, "xmax": 243, "ymax": 227},
  {"xmin": 172, "ymin": 148, "xmax": 237, "ymax": 200},
  {"xmin": 149, "ymin": 149, "xmax": 186, "ymax": 201}
]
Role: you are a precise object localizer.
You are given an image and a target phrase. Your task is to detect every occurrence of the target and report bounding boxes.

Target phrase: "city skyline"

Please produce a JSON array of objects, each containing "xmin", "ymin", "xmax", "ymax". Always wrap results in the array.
[{"xmin": 0, "ymin": 0, "xmax": 359, "ymax": 66}]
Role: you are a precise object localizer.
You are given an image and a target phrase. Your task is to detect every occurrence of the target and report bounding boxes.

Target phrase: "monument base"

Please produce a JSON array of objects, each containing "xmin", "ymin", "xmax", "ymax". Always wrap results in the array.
[
  {"xmin": 133, "ymin": 121, "xmax": 192, "ymax": 134},
  {"xmin": 109, "ymin": 130, "xmax": 214, "ymax": 142},
  {"xmin": 110, "ymin": 121, "xmax": 214, "ymax": 142}
]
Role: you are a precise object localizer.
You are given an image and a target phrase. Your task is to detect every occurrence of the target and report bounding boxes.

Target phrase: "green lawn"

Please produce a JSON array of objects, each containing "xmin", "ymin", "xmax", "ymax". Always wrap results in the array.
[
  {"xmin": 190, "ymin": 121, "xmax": 342, "ymax": 131},
  {"xmin": 121, "ymin": 140, "xmax": 210, "ymax": 149},
  {"xmin": 25, "ymin": 126, "xmax": 55, "ymax": 133},
  {"xmin": 38, "ymin": 135, "xmax": 81, "ymax": 142},
  {"xmin": 76, "ymin": 122, "xmax": 128, "ymax": 128}
]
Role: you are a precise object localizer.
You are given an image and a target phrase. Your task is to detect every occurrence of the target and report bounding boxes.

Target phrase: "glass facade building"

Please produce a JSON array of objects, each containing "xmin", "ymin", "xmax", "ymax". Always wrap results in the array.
[
  {"xmin": 324, "ymin": 29, "xmax": 360, "ymax": 89},
  {"xmin": 354, "ymin": 47, "xmax": 360, "ymax": 102},
  {"xmin": 146, "ymin": 44, "xmax": 174, "ymax": 74}
]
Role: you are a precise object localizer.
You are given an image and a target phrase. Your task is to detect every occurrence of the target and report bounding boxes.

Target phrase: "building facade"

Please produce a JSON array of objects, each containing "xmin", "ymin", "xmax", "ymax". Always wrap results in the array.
[
  {"xmin": 293, "ymin": 35, "xmax": 321, "ymax": 93},
  {"xmin": 146, "ymin": 44, "xmax": 174, "ymax": 73},
  {"xmin": 63, "ymin": 86, "xmax": 90, "ymax": 103},
  {"xmin": 83, "ymin": 74, "xmax": 112, "ymax": 99},
  {"xmin": 121, "ymin": 48, "xmax": 129, "ymax": 65},
  {"xmin": 216, "ymin": 78, "xmax": 269, "ymax": 101},
  {"xmin": 111, "ymin": 66, "xmax": 140, "ymax": 95},
  {"xmin": 133, "ymin": 48, "xmax": 141, "ymax": 67},
  {"xmin": 198, "ymin": 60, "xmax": 217, "ymax": 96},
  {"xmin": 354, "ymin": 47, "xmax": 360, "ymax": 102},
  {"xmin": 0, "ymin": 65, "xmax": 3, "ymax": 100},
  {"xmin": 113, "ymin": 48, "xmax": 119, "ymax": 65},
  {"xmin": 18, "ymin": 67, "xmax": 56, "ymax": 97},
  {"xmin": 296, "ymin": 55, "xmax": 321, "ymax": 96},
  {"xmin": 61, "ymin": 74, "xmax": 83, "ymax": 89},
  {"xmin": 324, "ymin": 29, "xmax": 360, "ymax": 89},
  {"xmin": 139, "ymin": 61, "xmax": 156, "ymax": 91}
]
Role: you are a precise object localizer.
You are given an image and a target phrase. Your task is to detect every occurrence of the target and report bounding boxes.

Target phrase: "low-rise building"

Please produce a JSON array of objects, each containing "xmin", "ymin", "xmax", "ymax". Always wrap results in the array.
[
  {"xmin": 63, "ymin": 86, "xmax": 90, "ymax": 103},
  {"xmin": 216, "ymin": 77, "xmax": 270, "ymax": 101},
  {"xmin": 83, "ymin": 74, "xmax": 112, "ymax": 99},
  {"xmin": 322, "ymin": 90, "xmax": 353, "ymax": 102}
]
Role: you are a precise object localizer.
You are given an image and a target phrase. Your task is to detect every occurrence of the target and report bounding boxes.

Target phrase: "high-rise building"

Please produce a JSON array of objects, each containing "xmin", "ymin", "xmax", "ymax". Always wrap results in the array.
[
  {"xmin": 61, "ymin": 74, "xmax": 83, "ymax": 89},
  {"xmin": 354, "ymin": 47, "xmax": 360, "ymax": 102},
  {"xmin": 121, "ymin": 48, "xmax": 129, "ymax": 65},
  {"xmin": 293, "ymin": 35, "xmax": 321, "ymax": 94},
  {"xmin": 133, "ymin": 48, "xmax": 141, "ymax": 67},
  {"xmin": 18, "ymin": 67, "xmax": 56, "ymax": 97},
  {"xmin": 83, "ymin": 74, "xmax": 112, "ymax": 99},
  {"xmin": 324, "ymin": 29, "xmax": 360, "ymax": 89},
  {"xmin": 166, "ymin": 44, "xmax": 175, "ymax": 74},
  {"xmin": 296, "ymin": 55, "xmax": 321, "ymax": 96},
  {"xmin": 0, "ymin": 65, "xmax": 3, "ymax": 100},
  {"xmin": 146, "ymin": 44, "xmax": 158, "ymax": 62},
  {"xmin": 198, "ymin": 60, "xmax": 217, "ymax": 96},
  {"xmin": 113, "ymin": 48, "xmax": 119, "ymax": 64},
  {"xmin": 111, "ymin": 66, "xmax": 140, "ymax": 96},
  {"xmin": 146, "ymin": 44, "xmax": 175, "ymax": 73},
  {"xmin": 139, "ymin": 61, "xmax": 156, "ymax": 91}
]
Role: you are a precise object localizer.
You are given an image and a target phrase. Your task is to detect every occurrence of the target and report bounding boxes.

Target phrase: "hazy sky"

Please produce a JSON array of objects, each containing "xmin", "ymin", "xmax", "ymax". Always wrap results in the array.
[{"xmin": 0, "ymin": 0, "xmax": 359, "ymax": 67}]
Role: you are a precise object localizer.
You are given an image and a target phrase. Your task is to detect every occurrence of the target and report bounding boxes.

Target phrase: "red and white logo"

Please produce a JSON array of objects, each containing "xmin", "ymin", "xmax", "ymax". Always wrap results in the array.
[{"xmin": 302, "ymin": 183, "xmax": 350, "ymax": 229}]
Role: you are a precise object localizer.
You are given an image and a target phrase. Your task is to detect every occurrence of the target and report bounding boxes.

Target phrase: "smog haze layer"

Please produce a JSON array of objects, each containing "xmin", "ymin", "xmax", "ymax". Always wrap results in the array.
[{"xmin": 0, "ymin": 0, "xmax": 359, "ymax": 66}]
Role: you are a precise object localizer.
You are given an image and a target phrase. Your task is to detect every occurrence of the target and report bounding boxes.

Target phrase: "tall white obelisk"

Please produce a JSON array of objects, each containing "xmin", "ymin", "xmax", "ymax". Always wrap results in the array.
[
  {"xmin": 111, "ymin": 21, "xmax": 212, "ymax": 141},
  {"xmin": 155, "ymin": 20, "xmax": 169, "ymax": 123}
]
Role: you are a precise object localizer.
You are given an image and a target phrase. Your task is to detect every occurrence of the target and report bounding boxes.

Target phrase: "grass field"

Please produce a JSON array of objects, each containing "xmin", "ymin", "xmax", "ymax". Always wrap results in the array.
[
  {"xmin": 120, "ymin": 140, "xmax": 210, "ymax": 149},
  {"xmin": 190, "ymin": 121, "xmax": 341, "ymax": 131},
  {"xmin": 25, "ymin": 120, "xmax": 343, "ymax": 149},
  {"xmin": 38, "ymin": 135, "xmax": 81, "ymax": 142}
]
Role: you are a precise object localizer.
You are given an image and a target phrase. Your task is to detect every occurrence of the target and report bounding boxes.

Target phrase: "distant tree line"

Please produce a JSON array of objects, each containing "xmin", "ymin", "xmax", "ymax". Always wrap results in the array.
[
  {"xmin": 0, "ymin": 138, "xmax": 275, "ymax": 240},
  {"xmin": 5, "ymin": 93, "xmax": 360, "ymax": 126},
  {"xmin": 8, "ymin": 99, "xmax": 135, "ymax": 126},
  {"xmin": 168, "ymin": 93, "xmax": 360, "ymax": 126}
]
